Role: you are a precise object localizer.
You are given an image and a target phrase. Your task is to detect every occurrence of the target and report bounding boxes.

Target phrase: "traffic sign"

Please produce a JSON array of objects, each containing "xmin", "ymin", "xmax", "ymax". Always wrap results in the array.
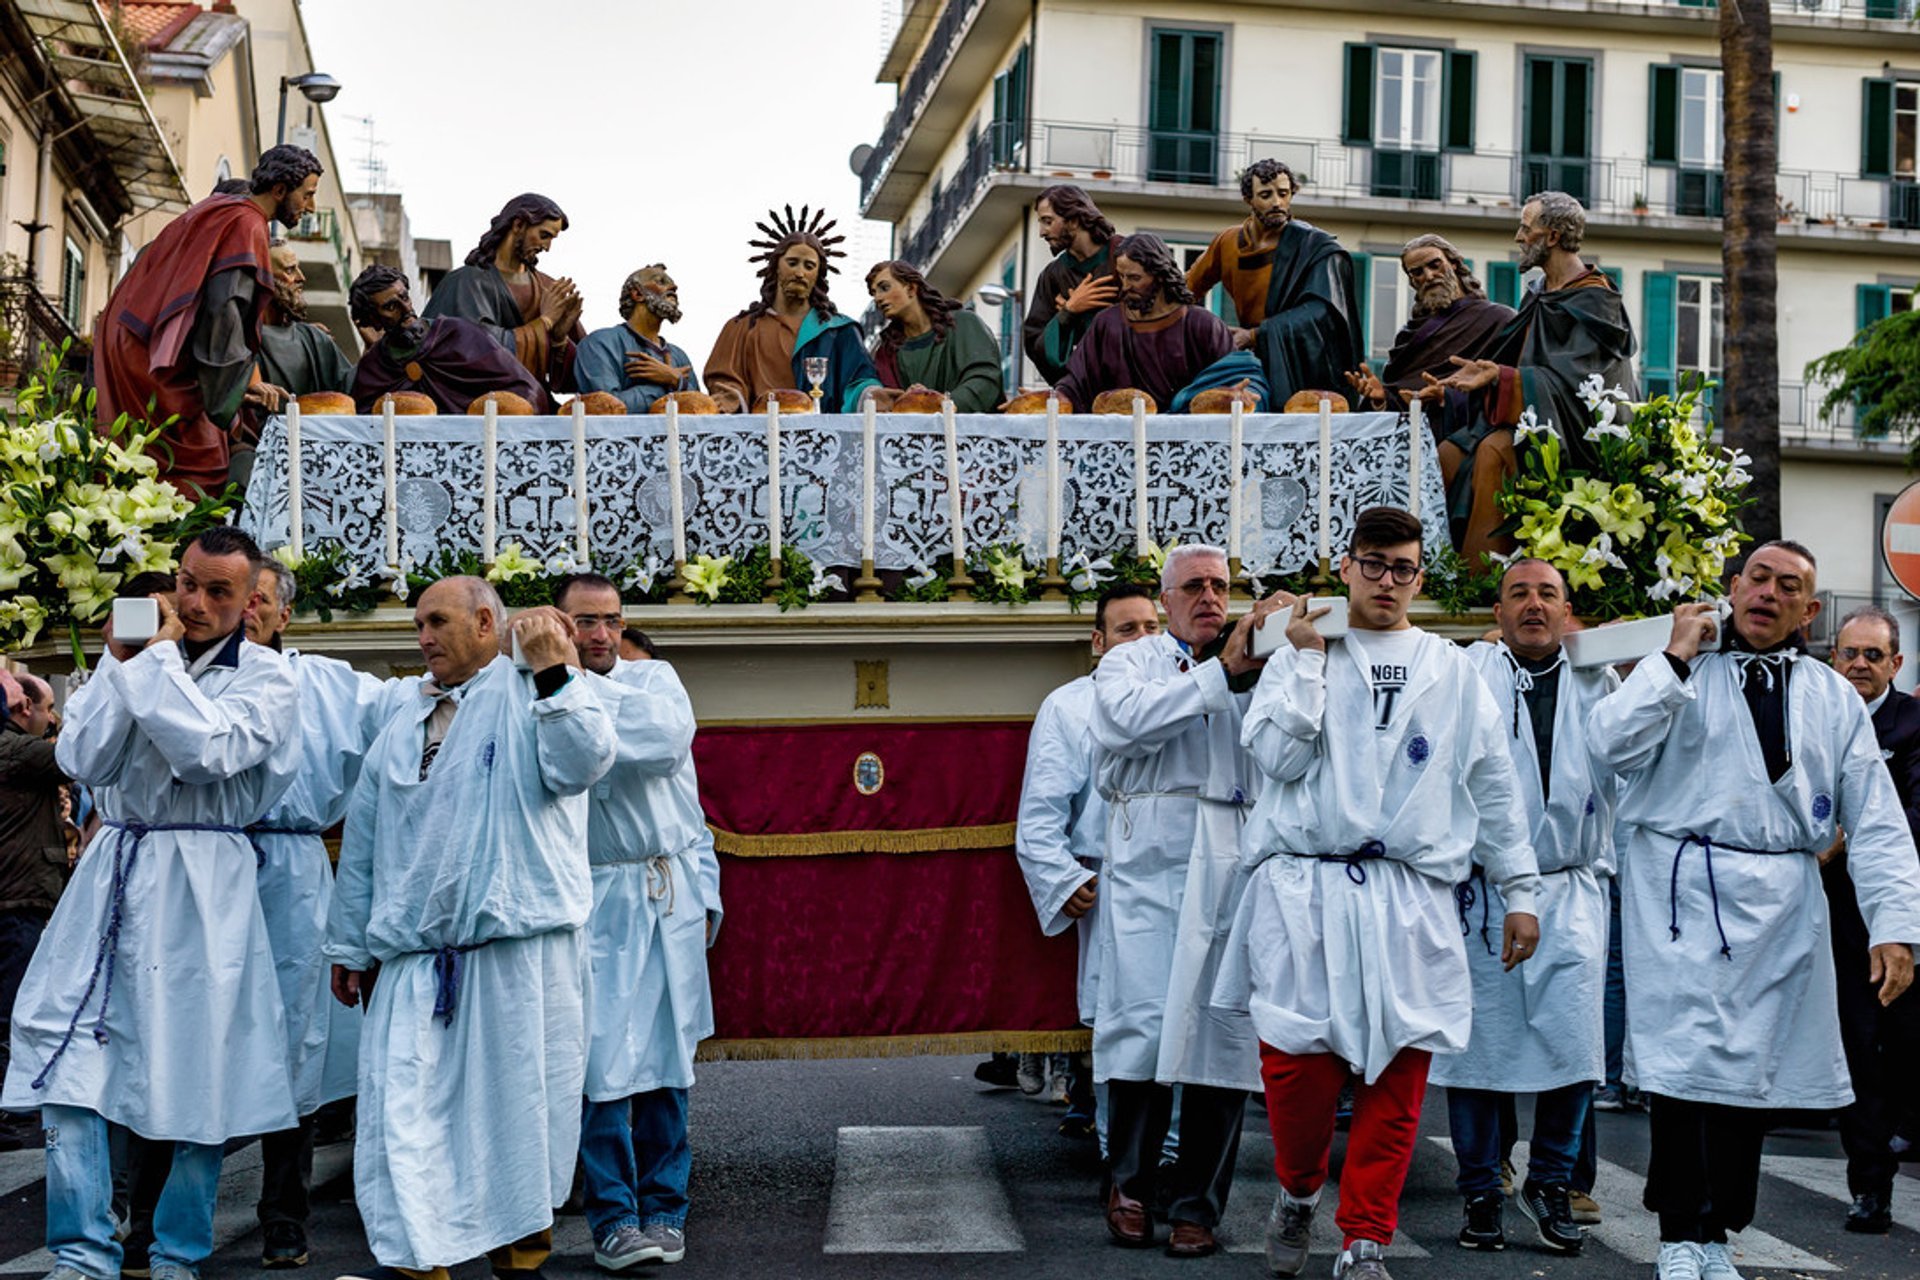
[{"xmin": 1880, "ymin": 478, "xmax": 1920, "ymax": 601}]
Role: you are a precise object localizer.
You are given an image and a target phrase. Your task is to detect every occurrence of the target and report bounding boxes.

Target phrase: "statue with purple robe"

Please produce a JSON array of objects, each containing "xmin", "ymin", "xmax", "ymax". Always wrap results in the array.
[
  {"xmin": 1050, "ymin": 234, "xmax": 1236, "ymax": 414},
  {"xmin": 348, "ymin": 265, "xmax": 542, "ymax": 414},
  {"xmin": 1347, "ymin": 234, "xmax": 1515, "ymax": 413}
]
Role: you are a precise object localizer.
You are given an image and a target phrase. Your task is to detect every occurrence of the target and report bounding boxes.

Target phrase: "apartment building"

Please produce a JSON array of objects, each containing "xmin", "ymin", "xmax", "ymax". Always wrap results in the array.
[{"xmin": 857, "ymin": 0, "xmax": 1920, "ymax": 604}]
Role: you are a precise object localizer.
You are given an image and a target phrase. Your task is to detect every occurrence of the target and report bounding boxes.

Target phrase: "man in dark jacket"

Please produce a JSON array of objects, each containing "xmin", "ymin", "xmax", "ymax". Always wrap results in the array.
[
  {"xmin": 1825, "ymin": 605, "xmax": 1920, "ymax": 1233},
  {"xmin": 0, "ymin": 670, "xmax": 67, "ymax": 1150}
]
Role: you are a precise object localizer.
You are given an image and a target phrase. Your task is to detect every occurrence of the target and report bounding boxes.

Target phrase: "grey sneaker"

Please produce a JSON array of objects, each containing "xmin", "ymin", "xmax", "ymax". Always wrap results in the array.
[
  {"xmin": 1656, "ymin": 1242, "xmax": 1706, "ymax": 1280},
  {"xmin": 593, "ymin": 1225, "xmax": 651, "ymax": 1271},
  {"xmin": 1698, "ymin": 1242, "xmax": 1745, "ymax": 1280},
  {"xmin": 1334, "ymin": 1238, "xmax": 1392, "ymax": 1279},
  {"xmin": 148, "ymin": 1263, "xmax": 196, "ymax": 1280},
  {"xmin": 641, "ymin": 1224, "xmax": 686, "ymax": 1265},
  {"xmin": 46, "ymin": 1267, "xmax": 105, "ymax": 1280},
  {"xmin": 1263, "ymin": 1186, "xmax": 1318, "ymax": 1277}
]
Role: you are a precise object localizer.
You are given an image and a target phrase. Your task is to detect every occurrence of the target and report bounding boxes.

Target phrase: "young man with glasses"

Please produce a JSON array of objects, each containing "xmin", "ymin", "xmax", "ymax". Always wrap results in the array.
[
  {"xmin": 1221, "ymin": 506, "xmax": 1541, "ymax": 1280},
  {"xmin": 1823, "ymin": 605, "xmax": 1920, "ymax": 1234}
]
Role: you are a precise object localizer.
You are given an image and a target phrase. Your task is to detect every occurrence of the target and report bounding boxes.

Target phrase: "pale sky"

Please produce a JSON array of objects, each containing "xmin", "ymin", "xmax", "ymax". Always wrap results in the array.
[{"xmin": 299, "ymin": 0, "xmax": 901, "ymax": 363}]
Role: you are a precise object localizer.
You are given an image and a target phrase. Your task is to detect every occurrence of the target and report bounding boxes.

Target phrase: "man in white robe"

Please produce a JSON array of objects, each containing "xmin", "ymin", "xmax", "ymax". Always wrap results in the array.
[
  {"xmin": 557, "ymin": 574, "xmax": 721, "ymax": 1271},
  {"xmin": 1588, "ymin": 541, "xmax": 1920, "ymax": 1280},
  {"xmin": 243, "ymin": 560, "xmax": 402, "ymax": 1269},
  {"xmin": 1222, "ymin": 505, "xmax": 1540, "ymax": 1280},
  {"xmin": 3, "ymin": 528, "xmax": 301, "ymax": 1280},
  {"xmin": 1014, "ymin": 582, "xmax": 1163, "ymax": 1141},
  {"xmin": 325, "ymin": 580, "xmax": 615, "ymax": 1280},
  {"xmin": 1090, "ymin": 544, "xmax": 1269, "ymax": 1258},
  {"xmin": 1434, "ymin": 558, "xmax": 1615, "ymax": 1255}
]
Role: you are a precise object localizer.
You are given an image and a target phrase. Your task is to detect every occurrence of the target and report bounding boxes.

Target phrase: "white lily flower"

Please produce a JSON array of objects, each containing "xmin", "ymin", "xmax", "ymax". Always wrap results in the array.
[{"xmin": 906, "ymin": 561, "xmax": 940, "ymax": 590}]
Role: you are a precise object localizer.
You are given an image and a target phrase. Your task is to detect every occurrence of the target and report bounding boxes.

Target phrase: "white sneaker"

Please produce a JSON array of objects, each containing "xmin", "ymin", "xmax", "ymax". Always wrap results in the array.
[
  {"xmin": 1699, "ymin": 1242, "xmax": 1744, "ymax": 1279},
  {"xmin": 1656, "ymin": 1241, "xmax": 1706, "ymax": 1280},
  {"xmin": 1016, "ymin": 1053, "xmax": 1045, "ymax": 1095}
]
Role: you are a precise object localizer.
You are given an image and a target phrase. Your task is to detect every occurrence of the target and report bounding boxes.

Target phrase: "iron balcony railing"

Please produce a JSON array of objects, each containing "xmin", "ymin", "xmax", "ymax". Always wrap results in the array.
[{"xmin": 0, "ymin": 273, "xmax": 83, "ymax": 388}]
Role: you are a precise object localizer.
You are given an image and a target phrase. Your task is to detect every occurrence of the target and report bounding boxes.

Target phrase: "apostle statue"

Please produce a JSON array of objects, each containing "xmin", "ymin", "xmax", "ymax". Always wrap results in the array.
[
  {"xmin": 865, "ymin": 260, "xmax": 1003, "ymax": 414},
  {"xmin": 349, "ymin": 265, "xmax": 542, "ymax": 414},
  {"xmin": 94, "ymin": 145, "xmax": 324, "ymax": 494},
  {"xmin": 1022, "ymin": 185, "xmax": 1120, "ymax": 385},
  {"xmin": 1422, "ymin": 192, "xmax": 1638, "ymax": 559},
  {"xmin": 1050, "ymin": 233, "xmax": 1236, "ymax": 414},
  {"xmin": 574, "ymin": 265, "xmax": 701, "ymax": 414},
  {"xmin": 1346, "ymin": 235, "xmax": 1515, "ymax": 412},
  {"xmin": 257, "ymin": 243, "xmax": 355, "ymax": 399},
  {"xmin": 702, "ymin": 206, "xmax": 879, "ymax": 414},
  {"xmin": 1184, "ymin": 159, "xmax": 1361, "ymax": 406},
  {"xmin": 421, "ymin": 193, "xmax": 585, "ymax": 411}
]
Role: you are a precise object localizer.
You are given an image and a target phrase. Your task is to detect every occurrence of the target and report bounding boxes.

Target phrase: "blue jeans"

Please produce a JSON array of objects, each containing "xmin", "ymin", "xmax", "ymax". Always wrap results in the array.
[
  {"xmin": 44, "ymin": 1105, "xmax": 223, "ymax": 1276},
  {"xmin": 1447, "ymin": 1084, "xmax": 1591, "ymax": 1196},
  {"xmin": 1604, "ymin": 876, "xmax": 1627, "ymax": 1089},
  {"xmin": 580, "ymin": 1089, "xmax": 690, "ymax": 1240}
]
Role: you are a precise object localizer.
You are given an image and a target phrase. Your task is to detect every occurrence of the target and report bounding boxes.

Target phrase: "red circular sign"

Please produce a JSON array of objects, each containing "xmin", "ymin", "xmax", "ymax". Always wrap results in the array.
[{"xmin": 1881, "ymin": 478, "xmax": 1920, "ymax": 601}]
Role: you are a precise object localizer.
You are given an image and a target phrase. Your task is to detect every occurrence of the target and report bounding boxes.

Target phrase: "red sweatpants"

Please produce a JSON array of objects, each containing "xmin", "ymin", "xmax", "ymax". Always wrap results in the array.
[{"xmin": 1259, "ymin": 1041, "xmax": 1432, "ymax": 1248}]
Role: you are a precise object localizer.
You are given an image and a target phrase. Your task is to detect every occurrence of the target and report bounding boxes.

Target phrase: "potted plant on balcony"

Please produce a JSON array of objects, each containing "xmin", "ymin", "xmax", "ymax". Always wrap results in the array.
[{"xmin": 1632, "ymin": 192, "xmax": 1649, "ymax": 217}]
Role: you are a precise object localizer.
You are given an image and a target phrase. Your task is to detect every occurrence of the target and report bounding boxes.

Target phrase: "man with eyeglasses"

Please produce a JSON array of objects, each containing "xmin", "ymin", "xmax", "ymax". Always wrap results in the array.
[
  {"xmin": 556, "ymin": 573, "xmax": 720, "ymax": 1270},
  {"xmin": 1222, "ymin": 505, "xmax": 1540, "ymax": 1280},
  {"xmin": 1822, "ymin": 605, "xmax": 1920, "ymax": 1234},
  {"xmin": 1088, "ymin": 544, "xmax": 1276, "ymax": 1258}
]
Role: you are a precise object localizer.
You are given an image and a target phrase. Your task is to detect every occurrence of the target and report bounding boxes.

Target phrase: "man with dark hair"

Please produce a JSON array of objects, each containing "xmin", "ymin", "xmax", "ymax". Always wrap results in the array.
[
  {"xmin": 1225, "ymin": 506, "xmax": 1540, "ymax": 1280},
  {"xmin": 95, "ymin": 146, "xmax": 324, "ymax": 495},
  {"xmin": 4, "ymin": 526, "xmax": 303, "ymax": 1280},
  {"xmin": 1023, "ymin": 186, "xmax": 1122, "ymax": 384},
  {"xmin": 1435, "ymin": 557, "xmax": 1617, "ymax": 1256},
  {"xmin": 0, "ymin": 670, "xmax": 67, "ymax": 1153},
  {"xmin": 1822, "ymin": 603, "xmax": 1920, "ymax": 1233},
  {"xmin": 423, "ymin": 194, "xmax": 586, "ymax": 405},
  {"xmin": 1183, "ymin": 158, "xmax": 1361, "ymax": 405},
  {"xmin": 1348, "ymin": 235, "xmax": 1515, "ymax": 414},
  {"xmin": 1050, "ymin": 233, "xmax": 1235, "ymax": 414},
  {"xmin": 349, "ymin": 265, "xmax": 542, "ymax": 413},
  {"xmin": 619, "ymin": 627, "xmax": 657, "ymax": 663},
  {"xmin": 1015, "ymin": 582, "xmax": 1162, "ymax": 1138},
  {"xmin": 574, "ymin": 266, "xmax": 701, "ymax": 414},
  {"xmin": 1591, "ymin": 544, "xmax": 1920, "ymax": 1280},
  {"xmin": 704, "ymin": 207, "xmax": 879, "ymax": 414},
  {"xmin": 556, "ymin": 574, "xmax": 720, "ymax": 1269}
]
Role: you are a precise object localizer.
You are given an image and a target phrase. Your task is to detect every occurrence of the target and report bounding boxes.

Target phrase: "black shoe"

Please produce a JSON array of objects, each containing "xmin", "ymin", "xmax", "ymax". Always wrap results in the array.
[
  {"xmin": 1517, "ymin": 1180, "xmax": 1584, "ymax": 1253},
  {"xmin": 1458, "ymin": 1192, "xmax": 1506, "ymax": 1251},
  {"xmin": 973, "ymin": 1055, "xmax": 1019, "ymax": 1089},
  {"xmin": 1845, "ymin": 1191, "xmax": 1893, "ymax": 1234},
  {"xmin": 261, "ymin": 1221, "xmax": 309, "ymax": 1269},
  {"xmin": 122, "ymin": 1223, "xmax": 156, "ymax": 1279}
]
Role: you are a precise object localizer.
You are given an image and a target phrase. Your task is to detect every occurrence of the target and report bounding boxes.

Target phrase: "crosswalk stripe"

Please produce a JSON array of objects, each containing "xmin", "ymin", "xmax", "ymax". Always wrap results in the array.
[
  {"xmin": 1223, "ymin": 1131, "xmax": 1430, "ymax": 1258},
  {"xmin": 1762, "ymin": 1155, "xmax": 1920, "ymax": 1234},
  {"xmin": 0, "ymin": 1141, "xmax": 352, "ymax": 1274},
  {"xmin": 0, "ymin": 1149, "xmax": 45, "ymax": 1199},
  {"xmin": 823, "ymin": 1125, "xmax": 1022, "ymax": 1254},
  {"xmin": 1426, "ymin": 1138, "xmax": 1841, "ymax": 1271}
]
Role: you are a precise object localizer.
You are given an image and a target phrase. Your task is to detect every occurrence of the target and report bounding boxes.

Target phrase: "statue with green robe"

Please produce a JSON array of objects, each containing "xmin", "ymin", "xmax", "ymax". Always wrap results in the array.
[{"xmin": 865, "ymin": 260, "xmax": 1004, "ymax": 413}]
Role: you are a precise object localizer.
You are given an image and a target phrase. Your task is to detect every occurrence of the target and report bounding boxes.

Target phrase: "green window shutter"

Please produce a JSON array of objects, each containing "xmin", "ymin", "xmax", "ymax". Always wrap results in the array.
[
  {"xmin": 1343, "ymin": 44, "xmax": 1376, "ymax": 146},
  {"xmin": 1642, "ymin": 271, "xmax": 1677, "ymax": 399},
  {"xmin": 1863, "ymin": 78, "xmax": 1895, "ymax": 179},
  {"xmin": 1443, "ymin": 50, "xmax": 1476, "ymax": 153},
  {"xmin": 1858, "ymin": 283, "xmax": 1895, "ymax": 333},
  {"xmin": 1868, "ymin": 0, "xmax": 1901, "ymax": 18},
  {"xmin": 1648, "ymin": 65, "xmax": 1681, "ymax": 166},
  {"xmin": 1488, "ymin": 261, "xmax": 1520, "ymax": 310},
  {"xmin": 1351, "ymin": 250, "xmax": 1371, "ymax": 355}
]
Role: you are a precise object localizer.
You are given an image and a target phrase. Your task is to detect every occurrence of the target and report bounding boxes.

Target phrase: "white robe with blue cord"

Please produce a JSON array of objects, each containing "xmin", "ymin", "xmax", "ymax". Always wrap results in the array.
[
  {"xmin": 1015, "ymin": 674, "xmax": 1105, "ymax": 1026},
  {"xmin": 1217, "ymin": 629, "xmax": 1539, "ymax": 1085},
  {"xmin": 581, "ymin": 660, "xmax": 722, "ymax": 1100},
  {"xmin": 1589, "ymin": 648, "xmax": 1920, "ymax": 1109},
  {"xmin": 1090, "ymin": 632, "xmax": 1261, "ymax": 1091},
  {"xmin": 1429, "ymin": 642, "xmax": 1615, "ymax": 1093},
  {"xmin": 325, "ymin": 656, "xmax": 614, "ymax": 1269},
  {"xmin": 3, "ymin": 632, "xmax": 302, "ymax": 1143}
]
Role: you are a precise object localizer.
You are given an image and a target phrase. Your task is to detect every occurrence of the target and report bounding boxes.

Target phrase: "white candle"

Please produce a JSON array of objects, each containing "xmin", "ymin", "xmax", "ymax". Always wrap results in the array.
[
  {"xmin": 1317, "ymin": 396, "xmax": 1333, "ymax": 563},
  {"xmin": 1132, "ymin": 394, "xmax": 1149, "ymax": 555},
  {"xmin": 287, "ymin": 399, "xmax": 304, "ymax": 559},
  {"xmin": 1408, "ymin": 397, "xmax": 1424, "ymax": 520},
  {"xmin": 1228, "ymin": 398, "xmax": 1244, "ymax": 562},
  {"xmin": 381, "ymin": 399, "xmax": 399, "ymax": 567},
  {"xmin": 861, "ymin": 397, "xmax": 878, "ymax": 566},
  {"xmin": 766, "ymin": 394, "xmax": 781, "ymax": 562},
  {"xmin": 943, "ymin": 397, "xmax": 965, "ymax": 563},
  {"xmin": 1044, "ymin": 394, "xmax": 1061, "ymax": 561},
  {"xmin": 482, "ymin": 398, "xmax": 498, "ymax": 563},
  {"xmin": 666, "ymin": 397, "xmax": 687, "ymax": 567},
  {"xmin": 571, "ymin": 398, "xmax": 590, "ymax": 565}
]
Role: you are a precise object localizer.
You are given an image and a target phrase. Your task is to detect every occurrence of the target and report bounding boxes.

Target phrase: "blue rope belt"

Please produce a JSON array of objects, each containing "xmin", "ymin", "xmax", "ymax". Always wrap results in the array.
[
  {"xmin": 1297, "ymin": 839, "xmax": 1388, "ymax": 885},
  {"xmin": 419, "ymin": 941, "xmax": 491, "ymax": 1026},
  {"xmin": 244, "ymin": 824, "xmax": 328, "ymax": 869},
  {"xmin": 32, "ymin": 818, "xmax": 245, "ymax": 1090},
  {"xmin": 1455, "ymin": 866, "xmax": 1495, "ymax": 955},
  {"xmin": 1663, "ymin": 834, "xmax": 1800, "ymax": 962}
]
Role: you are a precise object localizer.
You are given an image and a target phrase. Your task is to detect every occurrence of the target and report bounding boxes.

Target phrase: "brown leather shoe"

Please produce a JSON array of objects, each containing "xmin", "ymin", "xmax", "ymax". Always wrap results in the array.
[
  {"xmin": 1105, "ymin": 1186, "xmax": 1152, "ymax": 1246},
  {"xmin": 1167, "ymin": 1221, "xmax": 1218, "ymax": 1258}
]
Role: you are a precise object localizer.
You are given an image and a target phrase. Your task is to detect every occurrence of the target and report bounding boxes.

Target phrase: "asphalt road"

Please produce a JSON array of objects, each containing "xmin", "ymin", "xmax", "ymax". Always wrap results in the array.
[{"xmin": 1, "ymin": 1056, "xmax": 1915, "ymax": 1279}]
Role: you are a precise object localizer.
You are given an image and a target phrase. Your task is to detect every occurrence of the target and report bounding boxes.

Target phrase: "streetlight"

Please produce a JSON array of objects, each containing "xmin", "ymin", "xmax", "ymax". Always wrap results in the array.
[
  {"xmin": 976, "ymin": 284, "xmax": 1024, "ymax": 391},
  {"xmin": 275, "ymin": 72, "xmax": 341, "ymax": 148}
]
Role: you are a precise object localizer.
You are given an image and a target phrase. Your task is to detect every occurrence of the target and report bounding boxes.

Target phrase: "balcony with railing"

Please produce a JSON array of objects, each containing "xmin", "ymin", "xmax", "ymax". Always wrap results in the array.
[
  {"xmin": 0, "ymin": 274, "xmax": 84, "ymax": 390},
  {"xmin": 288, "ymin": 208, "xmax": 354, "ymax": 293}
]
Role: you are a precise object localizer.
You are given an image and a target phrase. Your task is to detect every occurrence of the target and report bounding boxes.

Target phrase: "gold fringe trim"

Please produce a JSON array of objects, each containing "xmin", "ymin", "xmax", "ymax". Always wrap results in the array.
[
  {"xmin": 696, "ymin": 1029, "xmax": 1091, "ymax": 1061},
  {"xmin": 709, "ymin": 822, "xmax": 1017, "ymax": 858}
]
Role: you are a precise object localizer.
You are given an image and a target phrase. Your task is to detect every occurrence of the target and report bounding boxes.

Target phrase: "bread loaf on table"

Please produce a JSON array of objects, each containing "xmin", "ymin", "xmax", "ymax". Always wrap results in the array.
[
  {"xmin": 1091, "ymin": 388, "xmax": 1157, "ymax": 415},
  {"xmin": 1001, "ymin": 389, "xmax": 1060, "ymax": 415},
  {"xmin": 757, "ymin": 388, "xmax": 816, "ymax": 414},
  {"xmin": 891, "ymin": 389, "xmax": 946, "ymax": 414},
  {"xmin": 375, "ymin": 390, "xmax": 437, "ymax": 415},
  {"xmin": 1282, "ymin": 389, "xmax": 1350, "ymax": 414},
  {"xmin": 1187, "ymin": 384, "xmax": 1260, "ymax": 414},
  {"xmin": 575, "ymin": 391, "xmax": 628, "ymax": 415},
  {"xmin": 648, "ymin": 390, "xmax": 720, "ymax": 415},
  {"xmin": 467, "ymin": 391, "xmax": 536, "ymax": 415}
]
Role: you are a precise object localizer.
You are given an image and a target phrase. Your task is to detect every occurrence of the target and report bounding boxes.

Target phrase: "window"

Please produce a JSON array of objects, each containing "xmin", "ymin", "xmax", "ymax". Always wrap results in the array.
[
  {"xmin": 60, "ymin": 236, "xmax": 85, "ymax": 331},
  {"xmin": 1862, "ymin": 77, "xmax": 1920, "ymax": 227},
  {"xmin": 1858, "ymin": 282, "xmax": 1917, "ymax": 332},
  {"xmin": 1674, "ymin": 275, "xmax": 1724, "ymax": 381},
  {"xmin": 1148, "ymin": 28, "xmax": 1222, "ymax": 184},
  {"xmin": 1679, "ymin": 68, "xmax": 1723, "ymax": 169},
  {"xmin": 997, "ymin": 253, "xmax": 1019, "ymax": 392},
  {"xmin": 1169, "ymin": 242, "xmax": 1235, "ymax": 322},
  {"xmin": 1376, "ymin": 48, "xmax": 1442, "ymax": 151},
  {"xmin": 1343, "ymin": 43, "xmax": 1475, "ymax": 201},
  {"xmin": 1370, "ymin": 256, "xmax": 1411, "ymax": 361},
  {"xmin": 991, "ymin": 45, "xmax": 1029, "ymax": 168},
  {"xmin": 1523, "ymin": 56, "xmax": 1593, "ymax": 204}
]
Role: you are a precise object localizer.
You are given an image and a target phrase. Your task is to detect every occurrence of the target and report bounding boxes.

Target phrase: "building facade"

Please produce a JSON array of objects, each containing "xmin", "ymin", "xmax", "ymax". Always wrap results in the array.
[{"xmin": 858, "ymin": 0, "xmax": 1920, "ymax": 616}]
